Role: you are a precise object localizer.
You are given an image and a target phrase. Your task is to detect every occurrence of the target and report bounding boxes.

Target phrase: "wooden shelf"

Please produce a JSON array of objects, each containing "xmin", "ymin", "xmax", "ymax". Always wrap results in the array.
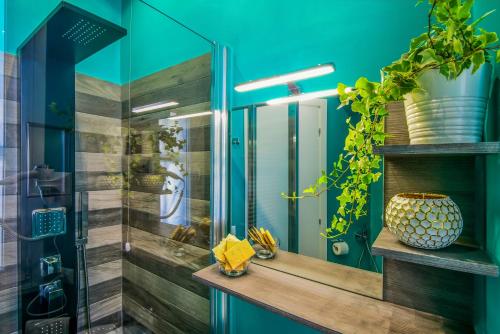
[
  {"xmin": 374, "ymin": 142, "xmax": 500, "ymax": 157},
  {"xmin": 372, "ymin": 228, "xmax": 499, "ymax": 277},
  {"xmin": 193, "ymin": 264, "xmax": 469, "ymax": 334}
]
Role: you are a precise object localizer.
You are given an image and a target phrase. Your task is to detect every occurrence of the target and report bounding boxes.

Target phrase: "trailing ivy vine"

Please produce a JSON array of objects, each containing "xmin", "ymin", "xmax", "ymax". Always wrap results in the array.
[{"xmin": 285, "ymin": 0, "xmax": 500, "ymax": 239}]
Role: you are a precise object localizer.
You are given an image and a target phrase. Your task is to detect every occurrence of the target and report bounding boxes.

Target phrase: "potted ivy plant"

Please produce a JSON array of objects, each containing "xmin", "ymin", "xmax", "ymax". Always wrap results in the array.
[
  {"xmin": 288, "ymin": 0, "xmax": 500, "ymax": 239},
  {"xmin": 399, "ymin": 0, "xmax": 495, "ymax": 144}
]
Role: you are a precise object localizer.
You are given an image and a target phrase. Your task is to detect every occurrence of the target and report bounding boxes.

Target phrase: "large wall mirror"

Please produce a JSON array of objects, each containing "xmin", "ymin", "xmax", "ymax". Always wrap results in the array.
[{"xmin": 230, "ymin": 97, "xmax": 383, "ymax": 299}]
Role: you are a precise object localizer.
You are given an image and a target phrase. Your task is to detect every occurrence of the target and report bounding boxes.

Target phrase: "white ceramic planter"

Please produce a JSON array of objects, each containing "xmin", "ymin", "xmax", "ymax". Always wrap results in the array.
[
  {"xmin": 403, "ymin": 64, "xmax": 492, "ymax": 144},
  {"xmin": 385, "ymin": 193, "xmax": 463, "ymax": 250}
]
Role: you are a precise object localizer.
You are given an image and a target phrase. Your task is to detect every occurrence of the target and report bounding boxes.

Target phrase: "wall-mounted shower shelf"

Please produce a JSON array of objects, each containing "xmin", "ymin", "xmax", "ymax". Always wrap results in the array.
[
  {"xmin": 374, "ymin": 142, "xmax": 500, "ymax": 157},
  {"xmin": 372, "ymin": 228, "xmax": 499, "ymax": 277},
  {"xmin": 193, "ymin": 263, "xmax": 470, "ymax": 333}
]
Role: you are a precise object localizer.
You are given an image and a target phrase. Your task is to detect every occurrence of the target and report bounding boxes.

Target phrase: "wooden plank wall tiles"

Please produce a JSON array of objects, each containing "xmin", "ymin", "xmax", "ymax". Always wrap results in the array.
[
  {"xmin": 0, "ymin": 52, "xmax": 124, "ymax": 334},
  {"xmin": 0, "ymin": 53, "xmax": 20, "ymax": 334},
  {"xmin": 122, "ymin": 53, "xmax": 212, "ymax": 333},
  {"xmin": 75, "ymin": 72, "xmax": 124, "ymax": 333},
  {"xmin": 382, "ymin": 102, "xmax": 482, "ymax": 326}
]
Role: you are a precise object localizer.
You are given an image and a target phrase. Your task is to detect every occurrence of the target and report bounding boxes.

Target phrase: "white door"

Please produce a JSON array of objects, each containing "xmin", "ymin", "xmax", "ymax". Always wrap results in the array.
[{"xmin": 298, "ymin": 99, "xmax": 327, "ymax": 259}]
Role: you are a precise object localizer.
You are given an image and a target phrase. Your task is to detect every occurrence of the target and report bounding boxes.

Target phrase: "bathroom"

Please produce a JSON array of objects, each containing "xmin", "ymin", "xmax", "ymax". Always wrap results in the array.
[{"xmin": 0, "ymin": 0, "xmax": 500, "ymax": 333}]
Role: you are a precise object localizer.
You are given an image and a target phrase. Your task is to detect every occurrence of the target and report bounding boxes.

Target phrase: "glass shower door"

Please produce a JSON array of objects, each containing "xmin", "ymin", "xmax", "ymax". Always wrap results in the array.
[{"xmin": 122, "ymin": 1, "xmax": 215, "ymax": 332}]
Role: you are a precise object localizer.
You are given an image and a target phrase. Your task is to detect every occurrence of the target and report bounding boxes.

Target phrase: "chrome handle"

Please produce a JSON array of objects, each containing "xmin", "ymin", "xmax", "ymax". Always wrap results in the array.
[{"xmin": 75, "ymin": 191, "xmax": 89, "ymax": 241}]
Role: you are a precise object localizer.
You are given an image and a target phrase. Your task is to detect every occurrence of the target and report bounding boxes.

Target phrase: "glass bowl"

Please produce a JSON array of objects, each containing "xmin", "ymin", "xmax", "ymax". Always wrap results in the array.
[
  {"xmin": 218, "ymin": 261, "xmax": 250, "ymax": 277},
  {"xmin": 251, "ymin": 238, "xmax": 279, "ymax": 260}
]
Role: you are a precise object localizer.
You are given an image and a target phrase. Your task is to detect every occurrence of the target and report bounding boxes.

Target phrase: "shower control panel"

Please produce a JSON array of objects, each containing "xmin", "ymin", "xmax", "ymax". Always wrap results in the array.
[
  {"xmin": 31, "ymin": 208, "xmax": 67, "ymax": 239},
  {"xmin": 39, "ymin": 280, "xmax": 64, "ymax": 312},
  {"xmin": 40, "ymin": 255, "xmax": 62, "ymax": 277}
]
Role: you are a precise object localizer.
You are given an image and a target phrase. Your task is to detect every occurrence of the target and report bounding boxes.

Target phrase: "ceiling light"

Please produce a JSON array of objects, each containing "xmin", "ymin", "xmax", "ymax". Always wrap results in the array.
[
  {"xmin": 168, "ymin": 111, "xmax": 212, "ymax": 120},
  {"xmin": 235, "ymin": 64, "xmax": 335, "ymax": 93},
  {"xmin": 266, "ymin": 87, "xmax": 352, "ymax": 106},
  {"xmin": 132, "ymin": 101, "xmax": 179, "ymax": 113}
]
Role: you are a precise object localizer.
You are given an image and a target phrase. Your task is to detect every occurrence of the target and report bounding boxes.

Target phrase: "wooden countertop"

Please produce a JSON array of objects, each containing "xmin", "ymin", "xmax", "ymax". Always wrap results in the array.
[
  {"xmin": 193, "ymin": 264, "xmax": 467, "ymax": 334},
  {"xmin": 252, "ymin": 250, "xmax": 383, "ymax": 300}
]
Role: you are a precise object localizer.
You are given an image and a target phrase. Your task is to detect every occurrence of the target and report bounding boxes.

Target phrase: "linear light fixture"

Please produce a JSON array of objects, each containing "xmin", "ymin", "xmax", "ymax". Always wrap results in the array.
[
  {"xmin": 266, "ymin": 87, "xmax": 353, "ymax": 106},
  {"xmin": 168, "ymin": 111, "xmax": 212, "ymax": 121},
  {"xmin": 132, "ymin": 101, "xmax": 179, "ymax": 113},
  {"xmin": 235, "ymin": 63, "xmax": 335, "ymax": 93}
]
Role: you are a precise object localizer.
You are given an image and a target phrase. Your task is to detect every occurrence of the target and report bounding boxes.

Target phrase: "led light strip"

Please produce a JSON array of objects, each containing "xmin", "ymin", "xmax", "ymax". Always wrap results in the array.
[
  {"xmin": 132, "ymin": 101, "xmax": 179, "ymax": 113},
  {"xmin": 168, "ymin": 111, "xmax": 212, "ymax": 120},
  {"xmin": 266, "ymin": 87, "xmax": 353, "ymax": 106},
  {"xmin": 235, "ymin": 64, "xmax": 335, "ymax": 92}
]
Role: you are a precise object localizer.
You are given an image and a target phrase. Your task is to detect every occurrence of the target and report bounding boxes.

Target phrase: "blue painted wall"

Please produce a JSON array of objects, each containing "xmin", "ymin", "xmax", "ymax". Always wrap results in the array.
[
  {"xmin": 474, "ymin": 2, "xmax": 500, "ymax": 333},
  {"xmin": 155, "ymin": 1, "xmax": 427, "ymax": 332},
  {"xmin": 120, "ymin": 0, "xmax": 212, "ymax": 83},
  {"xmin": 325, "ymin": 98, "xmax": 381, "ymax": 271},
  {"xmin": 142, "ymin": 0, "xmax": 428, "ymax": 106},
  {"xmin": 4, "ymin": 0, "xmax": 123, "ymax": 84}
]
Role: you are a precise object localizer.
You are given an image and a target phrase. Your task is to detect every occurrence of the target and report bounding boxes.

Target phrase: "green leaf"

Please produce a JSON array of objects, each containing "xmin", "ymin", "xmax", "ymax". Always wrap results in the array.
[
  {"xmin": 447, "ymin": 20, "xmax": 456, "ymax": 42},
  {"xmin": 453, "ymin": 38, "xmax": 463, "ymax": 55},
  {"xmin": 410, "ymin": 33, "xmax": 428, "ymax": 49},
  {"xmin": 478, "ymin": 29, "xmax": 498, "ymax": 46},
  {"xmin": 419, "ymin": 48, "xmax": 439, "ymax": 65},
  {"xmin": 471, "ymin": 50, "xmax": 485, "ymax": 73},
  {"xmin": 496, "ymin": 50, "xmax": 500, "ymax": 63},
  {"xmin": 458, "ymin": 0, "xmax": 473, "ymax": 20},
  {"xmin": 303, "ymin": 186, "xmax": 315, "ymax": 194}
]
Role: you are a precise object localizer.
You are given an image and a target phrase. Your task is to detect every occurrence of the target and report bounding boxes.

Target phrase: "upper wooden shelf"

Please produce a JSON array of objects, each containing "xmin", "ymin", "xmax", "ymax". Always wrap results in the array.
[
  {"xmin": 193, "ymin": 263, "xmax": 469, "ymax": 333},
  {"xmin": 372, "ymin": 228, "xmax": 499, "ymax": 277},
  {"xmin": 374, "ymin": 142, "xmax": 500, "ymax": 157}
]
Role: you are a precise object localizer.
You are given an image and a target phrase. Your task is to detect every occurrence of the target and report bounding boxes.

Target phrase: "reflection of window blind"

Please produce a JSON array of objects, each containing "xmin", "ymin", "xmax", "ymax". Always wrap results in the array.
[
  {"xmin": 255, "ymin": 105, "xmax": 289, "ymax": 250},
  {"xmin": 158, "ymin": 118, "xmax": 187, "ymax": 226}
]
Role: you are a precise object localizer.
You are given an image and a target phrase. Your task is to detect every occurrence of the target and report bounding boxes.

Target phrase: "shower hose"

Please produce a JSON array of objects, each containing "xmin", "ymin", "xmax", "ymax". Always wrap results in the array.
[
  {"xmin": 76, "ymin": 241, "xmax": 92, "ymax": 334},
  {"xmin": 0, "ymin": 178, "xmax": 93, "ymax": 333}
]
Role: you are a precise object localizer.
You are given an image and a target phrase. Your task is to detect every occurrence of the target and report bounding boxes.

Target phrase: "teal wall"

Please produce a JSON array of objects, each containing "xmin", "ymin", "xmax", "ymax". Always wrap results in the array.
[
  {"xmin": 229, "ymin": 297, "xmax": 319, "ymax": 334},
  {"xmin": 4, "ymin": 0, "xmax": 123, "ymax": 83},
  {"xmin": 326, "ymin": 98, "xmax": 381, "ymax": 271},
  {"xmin": 474, "ymin": 1, "xmax": 500, "ymax": 333},
  {"xmin": 143, "ymin": 0, "xmax": 428, "ymax": 107},
  {"xmin": 168, "ymin": 1, "xmax": 426, "ymax": 332},
  {"xmin": 120, "ymin": 0, "xmax": 212, "ymax": 83}
]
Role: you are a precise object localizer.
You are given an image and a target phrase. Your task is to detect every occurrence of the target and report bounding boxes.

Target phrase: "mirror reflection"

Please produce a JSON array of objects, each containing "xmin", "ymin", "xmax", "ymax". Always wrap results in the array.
[{"xmin": 231, "ymin": 96, "xmax": 382, "ymax": 296}]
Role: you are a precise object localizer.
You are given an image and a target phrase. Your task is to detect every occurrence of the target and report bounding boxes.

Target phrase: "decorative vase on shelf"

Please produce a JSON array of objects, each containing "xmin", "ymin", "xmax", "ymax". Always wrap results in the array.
[
  {"xmin": 403, "ymin": 64, "xmax": 492, "ymax": 145},
  {"xmin": 385, "ymin": 193, "xmax": 463, "ymax": 250}
]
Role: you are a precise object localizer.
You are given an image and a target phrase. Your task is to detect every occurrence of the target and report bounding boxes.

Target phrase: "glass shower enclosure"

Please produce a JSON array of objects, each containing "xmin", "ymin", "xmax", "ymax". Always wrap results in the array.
[{"xmin": 0, "ymin": 0, "xmax": 229, "ymax": 333}]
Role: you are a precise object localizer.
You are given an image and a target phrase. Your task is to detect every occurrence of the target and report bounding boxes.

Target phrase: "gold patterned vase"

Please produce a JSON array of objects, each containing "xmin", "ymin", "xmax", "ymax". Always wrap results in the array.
[{"xmin": 385, "ymin": 193, "xmax": 463, "ymax": 250}]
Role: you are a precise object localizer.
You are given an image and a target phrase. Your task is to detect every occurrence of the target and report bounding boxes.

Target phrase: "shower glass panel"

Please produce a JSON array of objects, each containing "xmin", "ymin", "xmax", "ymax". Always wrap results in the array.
[
  {"xmin": 1, "ymin": 0, "xmax": 222, "ymax": 333},
  {"xmin": 122, "ymin": 1, "xmax": 214, "ymax": 332}
]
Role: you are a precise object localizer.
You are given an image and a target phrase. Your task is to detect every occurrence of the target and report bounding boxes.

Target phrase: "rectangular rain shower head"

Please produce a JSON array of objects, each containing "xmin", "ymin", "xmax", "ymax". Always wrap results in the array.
[{"xmin": 19, "ymin": 1, "xmax": 127, "ymax": 64}]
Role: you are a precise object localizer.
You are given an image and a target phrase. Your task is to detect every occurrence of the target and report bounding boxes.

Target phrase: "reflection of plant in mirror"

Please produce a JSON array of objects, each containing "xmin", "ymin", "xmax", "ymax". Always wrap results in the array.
[
  {"xmin": 284, "ymin": 0, "xmax": 500, "ymax": 239},
  {"xmin": 49, "ymin": 102, "xmax": 73, "ymax": 126},
  {"xmin": 104, "ymin": 121, "xmax": 187, "ymax": 194}
]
